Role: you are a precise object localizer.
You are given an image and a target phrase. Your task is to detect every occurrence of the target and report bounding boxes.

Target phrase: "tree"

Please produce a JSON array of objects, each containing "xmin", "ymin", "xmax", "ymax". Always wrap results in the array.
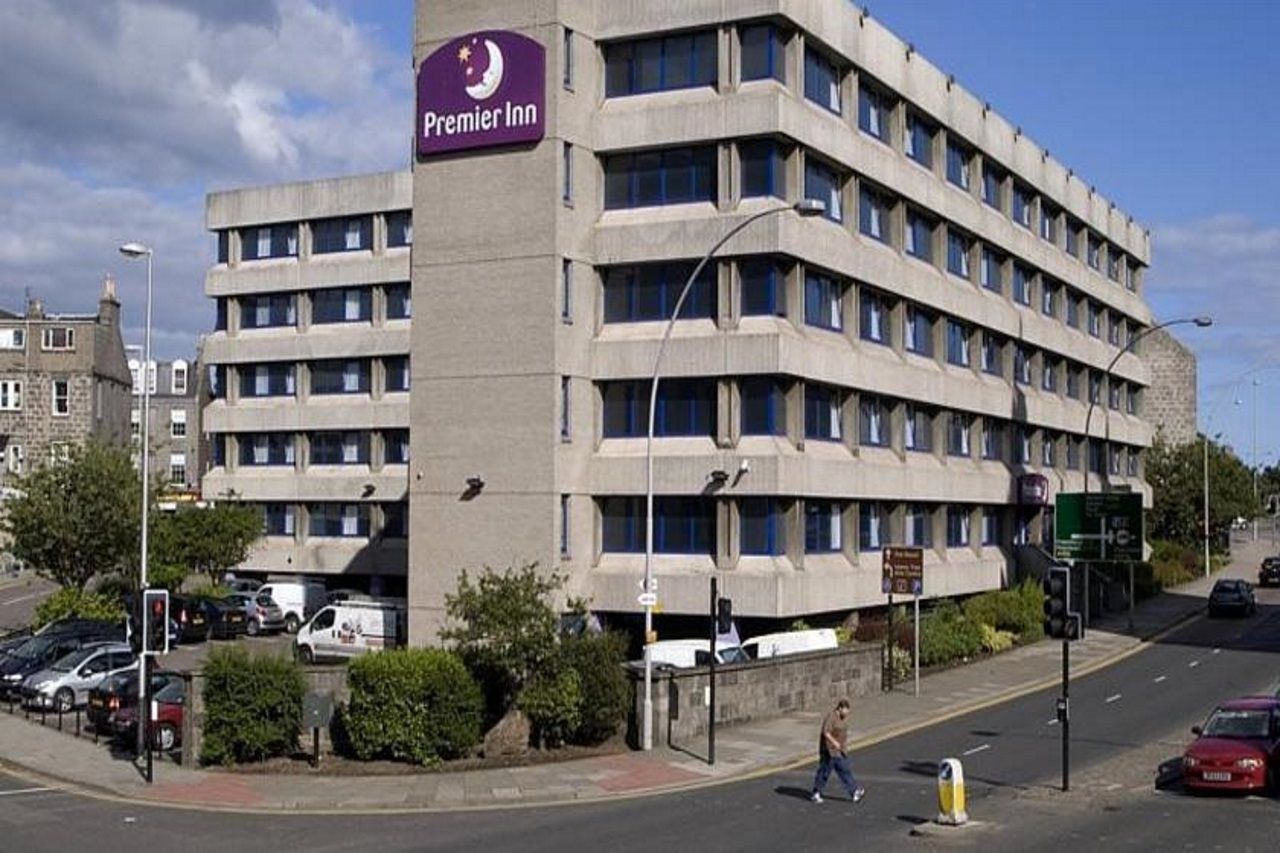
[
  {"xmin": 2, "ymin": 442, "xmax": 140, "ymax": 590},
  {"xmin": 151, "ymin": 503, "xmax": 264, "ymax": 586},
  {"xmin": 1146, "ymin": 435, "xmax": 1258, "ymax": 549}
]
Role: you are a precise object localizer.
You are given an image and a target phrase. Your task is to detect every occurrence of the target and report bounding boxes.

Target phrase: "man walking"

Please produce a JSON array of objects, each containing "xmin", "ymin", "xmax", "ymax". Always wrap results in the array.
[{"xmin": 810, "ymin": 698, "xmax": 865, "ymax": 804}]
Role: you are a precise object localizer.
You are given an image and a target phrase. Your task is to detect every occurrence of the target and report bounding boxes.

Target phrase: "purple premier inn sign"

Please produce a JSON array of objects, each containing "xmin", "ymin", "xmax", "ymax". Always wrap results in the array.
[{"xmin": 416, "ymin": 30, "xmax": 546, "ymax": 157}]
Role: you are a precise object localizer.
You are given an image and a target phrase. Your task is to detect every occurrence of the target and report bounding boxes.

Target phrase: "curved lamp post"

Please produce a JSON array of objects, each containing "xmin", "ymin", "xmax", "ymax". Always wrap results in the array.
[{"xmin": 641, "ymin": 198, "xmax": 825, "ymax": 751}]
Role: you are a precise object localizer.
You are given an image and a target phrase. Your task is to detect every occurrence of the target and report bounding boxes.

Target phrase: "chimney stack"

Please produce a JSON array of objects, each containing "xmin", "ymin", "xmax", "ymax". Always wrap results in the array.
[
  {"xmin": 101, "ymin": 274, "xmax": 119, "ymax": 304},
  {"xmin": 25, "ymin": 296, "xmax": 43, "ymax": 319}
]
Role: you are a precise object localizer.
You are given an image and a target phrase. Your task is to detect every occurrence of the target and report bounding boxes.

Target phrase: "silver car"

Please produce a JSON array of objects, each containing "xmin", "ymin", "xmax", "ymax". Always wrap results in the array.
[
  {"xmin": 224, "ymin": 592, "xmax": 286, "ymax": 636},
  {"xmin": 22, "ymin": 642, "xmax": 136, "ymax": 711}
]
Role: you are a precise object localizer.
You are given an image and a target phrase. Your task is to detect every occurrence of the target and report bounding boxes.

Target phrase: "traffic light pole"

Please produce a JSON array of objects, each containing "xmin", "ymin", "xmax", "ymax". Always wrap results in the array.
[
  {"xmin": 708, "ymin": 575, "xmax": 717, "ymax": 766},
  {"xmin": 1061, "ymin": 637, "xmax": 1069, "ymax": 792}
]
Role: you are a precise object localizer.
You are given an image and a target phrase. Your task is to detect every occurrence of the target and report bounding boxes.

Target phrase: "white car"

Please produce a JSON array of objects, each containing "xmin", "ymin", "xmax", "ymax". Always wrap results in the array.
[
  {"xmin": 257, "ymin": 580, "xmax": 327, "ymax": 633},
  {"xmin": 294, "ymin": 601, "xmax": 406, "ymax": 663},
  {"xmin": 639, "ymin": 639, "xmax": 749, "ymax": 669},
  {"xmin": 22, "ymin": 642, "xmax": 136, "ymax": 711},
  {"xmin": 741, "ymin": 628, "xmax": 839, "ymax": 660}
]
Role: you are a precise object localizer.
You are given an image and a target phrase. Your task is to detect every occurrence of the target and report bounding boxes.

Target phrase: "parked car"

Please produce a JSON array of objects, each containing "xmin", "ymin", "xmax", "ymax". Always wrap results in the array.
[
  {"xmin": 223, "ymin": 575, "xmax": 262, "ymax": 594},
  {"xmin": 1258, "ymin": 557, "xmax": 1280, "ymax": 588},
  {"xmin": 222, "ymin": 592, "xmax": 285, "ymax": 636},
  {"xmin": 634, "ymin": 639, "xmax": 749, "ymax": 670},
  {"xmin": 114, "ymin": 678, "xmax": 185, "ymax": 751},
  {"xmin": 21, "ymin": 642, "xmax": 136, "ymax": 711},
  {"xmin": 258, "ymin": 580, "xmax": 327, "ymax": 633},
  {"xmin": 87, "ymin": 667, "xmax": 181, "ymax": 732},
  {"xmin": 742, "ymin": 628, "xmax": 839, "ymax": 660},
  {"xmin": 0, "ymin": 629, "xmax": 122, "ymax": 698},
  {"xmin": 170, "ymin": 595, "xmax": 211, "ymax": 644},
  {"xmin": 200, "ymin": 598, "xmax": 248, "ymax": 640},
  {"xmin": 294, "ymin": 600, "xmax": 406, "ymax": 664},
  {"xmin": 1208, "ymin": 579, "xmax": 1257, "ymax": 617},
  {"xmin": 324, "ymin": 588, "xmax": 370, "ymax": 605},
  {"xmin": 1183, "ymin": 697, "xmax": 1280, "ymax": 793}
]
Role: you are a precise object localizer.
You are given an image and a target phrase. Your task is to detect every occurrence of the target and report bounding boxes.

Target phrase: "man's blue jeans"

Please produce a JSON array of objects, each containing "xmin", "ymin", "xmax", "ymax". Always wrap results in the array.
[{"xmin": 812, "ymin": 751, "xmax": 860, "ymax": 797}]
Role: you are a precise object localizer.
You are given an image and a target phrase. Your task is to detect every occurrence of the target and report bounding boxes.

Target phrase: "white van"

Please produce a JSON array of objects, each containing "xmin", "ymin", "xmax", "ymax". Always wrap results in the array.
[
  {"xmin": 294, "ymin": 601, "xmax": 407, "ymax": 664},
  {"xmin": 741, "ymin": 628, "xmax": 838, "ymax": 660},
  {"xmin": 641, "ymin": 639, "xmax": 749, "ymax": 669},
  {"xmin": 257, "ymin": 580, "xmax": 327, "ymax": 633}
]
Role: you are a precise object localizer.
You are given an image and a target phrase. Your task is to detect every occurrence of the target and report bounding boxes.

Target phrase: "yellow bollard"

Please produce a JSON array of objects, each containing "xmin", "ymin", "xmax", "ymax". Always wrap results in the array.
[{"xmin": 936, "ymin": 758, "xmax": 968, "ymax": 825}]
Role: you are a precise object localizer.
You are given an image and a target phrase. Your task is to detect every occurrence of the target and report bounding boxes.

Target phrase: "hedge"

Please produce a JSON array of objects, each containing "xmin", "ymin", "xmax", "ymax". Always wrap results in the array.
[
  {"xmin": 341, "ymin": 648, "xmax": 483, "ymax": 765},
  {"xmin": 560, "ymin": 632, "xmax": 630, "ymax": 745},
  {"xmin": 961, "ymin": 581, "xmax": 1044, "ymax": 644},
  {"xmin": 919, "ymin": 601, "xmax": 985, "ymax": 667},
  {"xmin": 519, "ymin": 667, "xmax": 582, "ymax": 749},
  {"xmin": 34, "ymin": 587, "xmax": 124, "ymax": 628},
  {"xmin": 201, "ymin": 647, "xmax": 305, "ymax": 766}
]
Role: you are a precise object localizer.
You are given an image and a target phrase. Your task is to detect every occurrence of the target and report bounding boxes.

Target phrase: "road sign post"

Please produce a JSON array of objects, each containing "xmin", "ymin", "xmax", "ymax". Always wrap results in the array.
[{"xmin": 882, "ymin": 547, "xmax": 924, "ymax": 695}]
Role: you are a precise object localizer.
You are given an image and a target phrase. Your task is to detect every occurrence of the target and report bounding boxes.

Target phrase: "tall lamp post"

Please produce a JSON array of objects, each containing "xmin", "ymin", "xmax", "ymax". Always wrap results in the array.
[
  {"xmin": 641, "ymin": 198, "xmax": 825, "ymax": 751},
  {"xmin": 1251, "ymin": 378, "xmax": 1260, "ymax": 542},
  {"xmin": 119, "ymin": 241, "xmax": 153, "ymax": 761}
]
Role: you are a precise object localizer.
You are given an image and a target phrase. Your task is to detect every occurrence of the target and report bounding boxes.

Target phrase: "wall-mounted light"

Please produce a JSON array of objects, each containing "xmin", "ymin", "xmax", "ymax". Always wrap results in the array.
[
  {"xmin": 946, "ymin": 73, "xmax": 955, "ymax": 92},
  {"xmin": 905, "ymin": 43, "xmax": 914, "ymax": 60},
  {"xmin": 709, "ymin": 469, "xmax": 730, "ymax": 485},
  {"xmin": 466, "ymin": 475, "xmax": 485, "ymax": 491},
  {"xmin": 361, "ymin": 483, "xmax": 376, "ymax": 498}
]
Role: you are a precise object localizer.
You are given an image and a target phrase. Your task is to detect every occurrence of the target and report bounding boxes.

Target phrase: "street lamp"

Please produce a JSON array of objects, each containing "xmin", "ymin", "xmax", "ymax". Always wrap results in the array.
[
  {"xmin": 119, "ymin": 241, "xmax": 153, "ymax": 761},
  {"xmin": 641, "ymin": 199, "xmax": 825, "ymax": 751},
  {"xmin": 1251, "ymin": 378, "xmax": 1260, "ymax": 542}
]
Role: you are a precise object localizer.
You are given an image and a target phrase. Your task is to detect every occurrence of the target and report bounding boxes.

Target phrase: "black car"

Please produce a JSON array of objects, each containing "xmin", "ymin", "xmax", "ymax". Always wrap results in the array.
[
  {"xmin": 86, "ymin": 668, "xmax": 181, "ymax": 732},
  {"xmin": 1208, "ymin": 579, "xmax": 1257, "ymax": 617},
  {"xmin": 1259, "ymin": 557, "xmax": 1280, "ymax": 588},
  {"xmin": 170, "ymin": 596, "xmax": 211, "ymax": 644},
  {"xmin": 0, "ymin": 631, "xmax": 121, "ymax": 698},
  {"xmin": 201, "ymin": 598, "xmax": 248, "ymax": 640}
]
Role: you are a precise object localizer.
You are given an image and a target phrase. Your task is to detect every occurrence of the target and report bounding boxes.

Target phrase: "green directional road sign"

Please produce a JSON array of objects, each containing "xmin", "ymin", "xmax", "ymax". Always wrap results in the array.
[{"xmin": 1054, "ymin": 492, "xmax": 1144, "ymax": 562}]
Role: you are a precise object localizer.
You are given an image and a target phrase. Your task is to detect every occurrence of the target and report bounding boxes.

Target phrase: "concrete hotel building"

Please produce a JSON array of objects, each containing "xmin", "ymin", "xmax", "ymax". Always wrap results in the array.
[
  {"xmin": 202, "ymin": 173, "xmax": 412, "ymax": 596},
  {"xmin": 409, "ymin": 1, "xmax": 1155, "ymax": 638}
]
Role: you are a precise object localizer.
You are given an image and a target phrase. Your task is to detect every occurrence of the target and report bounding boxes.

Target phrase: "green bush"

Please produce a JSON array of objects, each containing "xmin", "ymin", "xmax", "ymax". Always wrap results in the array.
[
  {"xmin": 201, "ymin": 648, "xmax": 305, "ymax": 766},
  {"xmin": 34, "ymin": 587, "xmax": 124, "ymax": 628},
  {"xmin": 341, "ymin": 648, "xmax": 483, "ymax": 765},
  {"xmin": 980, "ymin": 624, "xmax": 1016, "ymax": 654},
  {"xmin": 834, "ymin": 625, "xmax": 854, "ymax": 647},
  {"xmin": 961, "ymin": 581, "xmax": 1043, "ymax": 643},
  {"xmin": 560, "ymin": 632, "xmax": 630, "ymax": 745},
  {"xmin": 1150, "ymin": 539, "xmax": 1200, "ymax": 588},
  {"xmin": 519, "ymin": 666, "xmax": 582, "ymax": 749},
  {"xmin": 919, "ymin": 601, "xmax": 985, "ymax": 667},
  {"xmin": 885, "ymin": 644, "xmax": 913, "ymax": 683}
]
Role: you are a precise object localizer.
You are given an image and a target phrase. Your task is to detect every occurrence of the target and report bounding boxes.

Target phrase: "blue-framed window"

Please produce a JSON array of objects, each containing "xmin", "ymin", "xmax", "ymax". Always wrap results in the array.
[
  {"xmin": 946, "ymin": 320, "xmax": 970, "ymax": 367},
  {"xmin": 310, "ymin": 359, "xmax": 370, "ymax": 395},
  {"xmin": 981, "ymin": 508, "xmax": 1000, "ymax": 545},
  {"xmin": 1088, "ymin": 439, "xmax": 1105, "ymax": 475},
  {"xmin": 312, "ymin": 216, "xmax": 372, "ymax": 254},
  {"xmin": 742, "ymin": 376, "xmax": 786, "ymax": 436},
  {"xmin": 981, "ymin": 333, "xmax": 1003, "ymax": 377},
  {"xmin": 602, "ymin": 378, "xmax": 715, "ymax": 438},
  {"xmin": 1041, "ymin": 357, "xmax": 1058, "ymax": 393},
  {"xmin": 947, "ymin": 230, "xmax": 971, "ymax": 278},
  {"xmin": 1040, "ymin": 205, "xmax": 1058, "ymax": 243},
  {"xmin": 384, "ymin": 356, "xmax": 410, "ymax": 393},
  {"xmin": 804, "ymin": 271, "xmax": 844, "ymax": 330},
  {"xmin": 1107, "ymin": 250, "xmax": 1122, "ymax": 281},
  {"xmin": 805, "ymin": 501, "xmax": 842, "ymax": 553},
  {"xmin": 310, "ymin": 431, "xmax": 371, "ymax": 465},
  {"xmin": 905, "ymin": 210, "xmax": 934, "ymax": 262},
  {"xmin": 1127, "ymin": 385, "xmax": 1138, "ymax": 415},
  {"xmin": 946, "ymin": 140, "xmax": 970, "ymax": 189},
  {"xmin": 241, "ymin": 224, "xmax": 298, "ymax": 261},
  {"xmin": 803, "ymin": 48, "xmax": 841, "ymax": 114},
  {"xmin": 386, "ymin": 211, "xmax": 412, "ymax": 248},
  {"xmin": 740, "ymin": 258, "xmax": 786, "ymax": 316},
  {"xmin": 859, "ymin": 395, "xmax": 888, "ymax": 446},
  {"xmin": 904, "ymin": 306, "xmax": 933, "ymax": 357},
  {"xmin": 383, "ymin": 429, "xmax": 410, "ymax": 464},
  {"xmin": 604, "ymin": 146, "xmax": 716, "ymax": 210},
  {"xmin": 805, "ymin": 158, "xmax": 843, "ymax": 222},
  {"xmin": 1065, "ymin": 220, "xmax": 1079, "ymax": 257},
  {"xmin": 905, "ymin": 114, "xmax": 933, "ymax": 168},
  {"xmin": 1066, "ymin": 365, "xmax": 1081, "ymax": 400},
  {"xmin": 1043, "ymin": 432, "xmax": 1057, "ymax": 467},
  {"xmin": 1087, "ymin": 301, "xmax": 1101, "ymax": 337},
  {"xmin": 216, "ymin": 231, "xmax": 229, "ymax": 264},
  {"xmin": 859, "ymin": 289, "xmax": 889, "ymax": 345},
  {"xmin": 741, "ymin": 498, "xmax": 785, "ymax": 555},
  {"xmin": 1127, "ymin": 448, "xmax": 1140, "ymax": 476},
  {"xmin": 740, "ymin": 139, "xmax": 786, "ymax": 199},
  {"xmin": 309, "ymin": 503, "xmax": 370, "ymax": 538},
  {"xmin": 904, "ymin": 404, "xmax": 933, "ymax": 452},
  {"xmin": 1066, "ymin": 437, "xmax": 1081, "ymax": 470},
  {"xmin": 604, "ymin": 31, "xmax": 717, "ymax": 97},
  {"xmin": 858, "ymin": 83, "xmax": 890, "ymax": 140},
  {"xmin": 905, "ymin": 504, "xmax": 932, "ymax": 547},
  {"xmin": 1013, "ymin": 426, "xmax": 1031, "ymax": 464},
  {"xmin": 805, "ymin": 384, "xmax": 842, "ymax": 441},
  {"xmin": 215, "ymin": 297, "xmax": 227, "ymax": 331},
  {"xmin": 1041, "ymin": 278, "xmax": 1057, "ymax": 316},
  {"xmin": 1012, "ymin": 185, "xmax": 1033, "ymax": 228},
  {"xmin": 264, "ymin": 503, "xmax": 294, "ymax": 537},
  {"xmin": 1012, "ymin": 265, "xmax": 1032, "ymax": 305},
  {"xmin": 1108, "ymin": 312, "xmax": 1122, "ymax": 346},
  {"xmin": 948, "ymin": 413, "xmax": 971, "ymax": 457},
  {"xmin": 1087, "ymin": 235, "xmax": 1102, "ymax": 270},
  {"xmin": 239, "ymin": 363, "xmax": 295, "ymax": 398},
  {"xmin": 1014, "ymin": 346, "xmax": 1031, "ymax": 385},
  {"xmin": 1125, "ymin": 262, "xmax": 1137, "ymax": 292},
  {"xmin": 859, "ymin": 186, "xmax": 890, "ymax": 242},
  {"xmin": 947, "ymin": 506, "xmax": 971, "ymax": 547},
  {"xmin": 740, "ymin": 24, "xmax": 785, "ymax": 83},
  {"xmin": 312, "ymin": 286, "xmax": 372, "ymax": 324},
  {"xmin": 383, "ymin": 502, "xmax": 408, "ymax": 539},
  {"xmin": 239, "ymin": 433, "xmax": 294, "ymax": 467},
  {"xmin": 859, "ymin": 502, "xmax": 887, "ymax": 551},
  {"xmin": 1109, "ymin": 379, "xmax": 1122, "ymax": 411},
  {"xmin": 982, "ymin": 420, "xmax": 1003, "ymax": 460},
  {"xmin": 980, "ymin": 249, "xmax": 1003, "ymax": 293},
  {"xmin": 982, "ymin": 163, "xmax": 1004, "ymax": 209},
  {"xmin": 240, "ymin": 293, "xmax": 296, "ymax": 329},
  {"xmin": 208, "ymin": 364, "xmax": 226, "ymax": 400},
  {"xmin": 1065, "ymin": 292, "xmax": 1079, "ymax": 328},
  {"xmin": 600, "ymin": 496, "xmax": 714, "ymax": 554},
  {"xmin": 603, "ymin": 261, "xmax": 715, "ymax": 323},
  {"xmin": 386, "ymin": 283, "xmax": 411, "ymax": 320},
  {"xmin": 210, "ymin": 433, "xmax": 226, "ymax": 466}
]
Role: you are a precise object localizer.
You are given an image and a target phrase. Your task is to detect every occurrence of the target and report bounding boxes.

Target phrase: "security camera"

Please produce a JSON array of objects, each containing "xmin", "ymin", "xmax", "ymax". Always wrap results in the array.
[{"xmin": 738, "ymin": 459, "xmax": 751, "ymax": 475}]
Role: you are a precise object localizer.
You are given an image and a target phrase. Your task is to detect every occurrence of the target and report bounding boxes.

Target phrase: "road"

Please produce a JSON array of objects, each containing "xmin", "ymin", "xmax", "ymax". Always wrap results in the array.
[
  {"xmin": 1, "ymin": 578, "xmax": 1278, "ymax": 851},
  {"xmin": 0, "ymin": 574, "xmax": 56, "ymax": 634}
]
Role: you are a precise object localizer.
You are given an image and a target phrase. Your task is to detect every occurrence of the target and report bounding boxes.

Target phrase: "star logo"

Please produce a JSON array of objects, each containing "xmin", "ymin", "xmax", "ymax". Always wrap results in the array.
[{"xmin": 457, "ymin": 45, "xmax": 471, "ymax": 63}]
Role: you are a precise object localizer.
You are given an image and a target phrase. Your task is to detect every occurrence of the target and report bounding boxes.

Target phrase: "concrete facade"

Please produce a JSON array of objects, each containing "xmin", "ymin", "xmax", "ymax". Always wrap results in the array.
[
  {"xmin": 1141, "ymin": 327, "xmax": 1197, "ymax": 446},
  {"xmin": 409, "ymin": 1, "xmax": 1157, "ymax": 640},
  {"xmin": 127, "ymin": 349, "xmax": 207, "ymax": 493},
  {"xmin": 0, "ymin": 278, "xmax": 132, "ymax": 485},
  {"xmin": 202, "ymin": 171, "xmax": 412, "ymax": 595}
]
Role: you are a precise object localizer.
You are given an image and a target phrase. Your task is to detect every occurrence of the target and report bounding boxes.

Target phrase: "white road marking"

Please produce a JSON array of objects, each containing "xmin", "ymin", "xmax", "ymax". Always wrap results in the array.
[
  {"xmin": 1154, "ymin": 675, "xmax": 1168, "ymax": 683},
  {"xmin": 1105, "ymin": 694, "xmax": 1122, "ymax": 704},
  {"xmin": 0, "ymin": 591, "xmax": 43, "ymax": 607},
  {"xmin": 1189, "ymin": 660, "xmax": 1201, "ymax": 668},
  {"xmin": 1212, "ymin": 648, "xmax": 1221, "ymax": 655},
  {"xmin": 1047, "ymin": 719, "xmax": 1059, "ymax": 726},
  {"xmin": 0, "ymin": 786, "xmax": 54, "ymax": 797},
  {"xmin": 962, "ymin": 744, "xmax": 991, "ymax": 757}
]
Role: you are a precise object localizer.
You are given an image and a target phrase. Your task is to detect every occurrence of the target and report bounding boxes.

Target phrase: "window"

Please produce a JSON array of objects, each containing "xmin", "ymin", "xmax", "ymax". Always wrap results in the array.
[
  {"xmin": 0, "ymin": 329, "xmax": 24, "ymax": 350},
  {"xmin": 264, "ymin": 504, "xmax": 295, "ymax": 537},
  {"xmin": 742, "ymin": 377, "xmax": 786, "ymax": 436},
  {"xmin": 168, "ymin": 452, "xmax": 186, "ymax": 485},
  {"xmin": 859, "ymin": 502, "xmax": 887, "ymax": 551},
  {"xmin": 310, "ymin": 359, "xmax": 370, "ymax": 395},
  {"xmin": 804, "ymin": 271, "xmax": 843, "ymax": 330},
  {"xmin": 41, "ymin": 328, "xmax": 74, "ymax": 351},
  {"xmin": 562, "ymin": 142, "xmax": 573, "ymax": 204},
  {"xmin": 947, "ymin": 507, "xmax": 971, "ymax": 547},
  {"xmin": 803, "ymin": 48, "xmax": 841, "ymax": 113},
  {"xmin": 859, "ymin": 289, "xmax": 889, "ymax": 345},
  {"xmin": 947, "ymin": 230, "xmax": 971, "ymax": 278},
  {"xmin": 241, "ymin": 224, "xmax": 297, "ymax": 260},
  {"xmin": 1065, "ymin": 221, "xmax": 1079, "ymax": 257},
  {"xmin": 1087, "ymin": 302, "xmax": 1101, "ymax": 337},
  {"xmin": 946, "ymin": 140, "xmax": 970, "ymax": 189},
  {"xmin": 1127, "ymin": 386, "xmax": 1138, "ymax": 415},
  {"xmin": 1107, "ymin": 312, "xmax": 1122, "ymax": 346},
  {"xmin": 1013, "ymin": 426, "xmax": 1031, "ymax": 464},
  {"xmin": 215, "ymin": 298, "xmax": 227, "ymax": 331},
  {"xmin": 559, "ymin": 494, "xmax": 569, "ymax": 557},
  {"xmin": 562, "ymin": 26, "xmax": 574, "ymax": 88},
  {"xmin": 1066, "ymin": 293, "xmax": 1080, "ymax": 328},
  {"xmin": 946, "ymin": 320, "xmax": 970, "ymax": 367},
  {"xmin": 211, "ymin": 435, "xmax": 225, "ymax": 467},
  {"xmin": 1067, "ymin": 437, "xmax": 1081, "ymax": 470},
  {"xmin": 386, "ymin": 211, "xmax": 412, "ymax": 248},
  {"xmin": 858, "ymin": 186, "xmax": 890, "ymax": 242},
  {"xmin": 1087, "ymin": 235, "xmax": 1101, "ymax": 270},
  {"xmin": 311, "ymin": 216, "xmax": 372, "ymax": 254},
  {"xmin": 906, "ymin": 504, "xmax": 932, "ymax": 547},
  {"xmin": 310, "ymin": 431, "xmax": 370, "ymax": 465},
  {"xmin": 208, "ymin": 364, "xmax": 226, "ymax": 399},
  {"xmin": 982, "ymin": 420, "xmax": 1003, "ymax": 460},
  {"xmin": 1066, "ymin": 365, "xmax": 1081, "ymax": 400},
  {"xmin": 905, "ymin": 210, "xmax": 934, "ymax": 262},
  {"xmin": 740, "ymin": 258, "xmax": 785, "ymax": 316},
  {"xmin": 904, "ymin": 306, "xmax": 933, "ymax": 357},
  {"xmin": 1108, "ymin": 249, "xmax": 1122, "ymax": 282},
  {"xmin": 383, "ymin": 429, "xmax": 410, "ymax": 464},
  {"xmin": 1127, "ymin": 449, "xmax": 1140, "ymax": 477},
  {"xmin": 1041, "ymin": 279, "xmax": 1057, "ymax": 316},
  {"xmin": 386, "ymin": 283, "xmax": 411, "ymax": 320},
  {"xmin": 1109, "ymin": 379, "xmax": 1122, "ymax": 411},
  {"xmin": 130, "ymin": 408, "xmax": 140, "ymax": 440},
  {"xmin": 171, "ymin": 362, "xmax": 188, "ymax": 395},
  {"xmin": 1012, "ymin": 265, "xmax": 1032, "ymax": 305},
  {"xmin": 1042, "ymin": 357, "xmax": 1058, "ymax": 392},
  {"xmin": 740, "ymin": 139, "xmax": 786, "ymax": 199},
  {"xmin": 603, "ymin": 261, "xmax": 715, "ymax": 323},
  {"xmin": 982, "ymin": 508, "xmax": 1000, "ymax": 546},
  {"xmin": 309, "ymin": 503, "xmax": 371, "ymax": 538},
  {"xmin": 147, "ymin": 362, "xmax": 157, "ymax": 395},
  {"xmin": 981, "ymin": 333, "xmax": 1003, "ymax": 377},
  {"xmin": 948, "ymin": 412, "xmax": 971, "ymax": 457},
  {"xmin": 312, "ymin": 287, "xmax": 372, "ymax": 324},
  {"xmin": 741, "ymin": 498, "xmax": 785, "ymax": 555},
  {"xmin": 982, "ymin": 163, "xmax": 1004, "ymax": 209},
  {"xmin": 239, "ymin": 433, "xmax": 294, "ymax": 467},
  {"xmin": 1014, "ymin": 346, "xmax": 1031, "ymax": 385},
  {"xmin": 601, "ymin": 496, "xmax": 714, "ymax": 555},
  {"xmin": 240, "ymin": 294, "xmax": 296, "ymax": 329},
  {"xmin": 1040, "ymin": 205, "xmax": 1058, "ymax": 243},
  {"xmin": 980, "ymin": 249, "xmax": 1003, "ymax": 293},
  {"xmin": 558, "ymin": 259, "xmax": 573, "ymax": 322},
  {"xmin": 1125, "ymin": 262, "xmax": 1137, "ymax": 292},
  {"xmin": 859, "ymin": 396, "xmax": 888, "ymax": 446},
  {"xmin": 904, "ymin": 404, "xmax": 932, "ymax": 453},
  {"xmin": 604, "ymin": 146, "xmax": 717, "ymax": 209},
  {"xmin": 0, "ymin": 380, "xmax": 22, "ymax": 411},
  {"xmin": 805, "ymin": 501, "xmax": 842, "ymax": 553},
  {"xmin": 740, "ymin": 24, "xmax": 785, "ymax": 82},
  {"xmin": 170, "ymin": 409, "xmax": 186, "ymax": 438},
  {"xmin": 805, "ymin": 384, "xmax": 842, "ymax": 441},
  {"xmin": 604, "ymin": 31, "xmax": 717, "ymax": 97},
  {"xmin": 51, "ymin": 379, "xmax": 69, "ymax": 416},
  {"xmin": 560, "ymin": 376, "xmax": 571, "ymax": 440},
  {"xmin": 905, "ymin": 114, "xmax": 933, "ymax": 168},
  {"xmin": 1012, "ymin": 186, "xmax": 1033, "ymax": 228},
  {"xmin": 805, "ymin": 159, "xmax": 843, "ymax": 222},
  {"xmin": 602, "ymin": 379, "xmax": 715, "ymax": 438},
  {"xmin": 216, "ymin": 231, "xmax": 229, "ymax": 264},
  {"xmin": 1043, "ymin": 432, "xmax": 1057, "ymax": 467},
  {"xmin": 384, "ymin": 356, "xmax": 410, "ymax": 393},
  {"xmin": 858, "ymin": 83, "xmax": 889, "ymax": 139}
]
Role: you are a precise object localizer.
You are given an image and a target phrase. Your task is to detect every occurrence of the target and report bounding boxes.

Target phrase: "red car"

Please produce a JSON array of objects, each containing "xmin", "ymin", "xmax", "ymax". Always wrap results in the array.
[
  {"xmin": 1183, "ymin": 697, "xmax": 1280, "ymax": 793},
  {"xmin": 113, "ymin": 679, "xmax": 185, "ymax": 752}
]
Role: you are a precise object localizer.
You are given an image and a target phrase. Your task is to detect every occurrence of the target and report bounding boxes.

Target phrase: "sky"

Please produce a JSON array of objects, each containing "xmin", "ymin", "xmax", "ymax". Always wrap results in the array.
[{"xmin": 0, "ymin": 0, "xmax": 1274, "ymax": 465}]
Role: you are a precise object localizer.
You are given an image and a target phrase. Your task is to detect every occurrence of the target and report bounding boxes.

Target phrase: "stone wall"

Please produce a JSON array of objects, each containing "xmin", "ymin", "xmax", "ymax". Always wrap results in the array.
[
  {"xmin": 1142, "ymin": 327, "xmax": 1198, "ymax": 446},
  {"xmin": 627, "ymin": 644, "xmax": 882, "ymax": 748}
]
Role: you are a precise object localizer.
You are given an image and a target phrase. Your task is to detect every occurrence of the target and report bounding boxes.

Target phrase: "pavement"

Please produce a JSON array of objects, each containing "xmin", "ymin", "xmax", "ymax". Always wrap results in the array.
[{"xmin": 0, "ymin": 536, "xmax": 1269, "ymax": 815}]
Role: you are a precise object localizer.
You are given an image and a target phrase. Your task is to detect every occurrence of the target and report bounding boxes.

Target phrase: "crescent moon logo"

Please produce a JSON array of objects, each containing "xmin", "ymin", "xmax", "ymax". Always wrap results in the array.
[{"xmin": 465, "ymin": 39, "xmax": 504, "ymax": 101}]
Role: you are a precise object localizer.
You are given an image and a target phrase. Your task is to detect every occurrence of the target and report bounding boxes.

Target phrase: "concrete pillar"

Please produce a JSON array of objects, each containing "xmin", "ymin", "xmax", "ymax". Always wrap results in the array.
[
  {"xmin": 785, "ymin": 379, "xmax": 803, "ymax": 449},
  {"xmin": 723, "ymin": 498, "xmax": 740, "ymax": 568},
  {"xmin": 785, "ymin": 261, "xmax": 804, "ymax": 330},
  {"xmin": 786, "ymin": 499, "xmax": 803, "ymax": 569},
  {"xmin": 716, "ymin": 378, "xmax": 733, "ymax": 449},
  {"xmin": 720, "ymin": 260, "xmax": 737, "ymax": 330}
]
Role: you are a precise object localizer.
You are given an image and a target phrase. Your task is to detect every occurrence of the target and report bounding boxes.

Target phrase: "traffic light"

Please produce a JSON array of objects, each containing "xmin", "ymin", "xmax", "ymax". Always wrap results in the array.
[
  {"xmin": 143, "ymin": 589, "xmax": 170, "ymax": 655},
  {"xmin": 1043, "ymin": 566, "xmax": 1081, "ymax": 640},
  {"xmin": 716, "ymin": 597, "xmax": 732, "ymax": 635}
]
